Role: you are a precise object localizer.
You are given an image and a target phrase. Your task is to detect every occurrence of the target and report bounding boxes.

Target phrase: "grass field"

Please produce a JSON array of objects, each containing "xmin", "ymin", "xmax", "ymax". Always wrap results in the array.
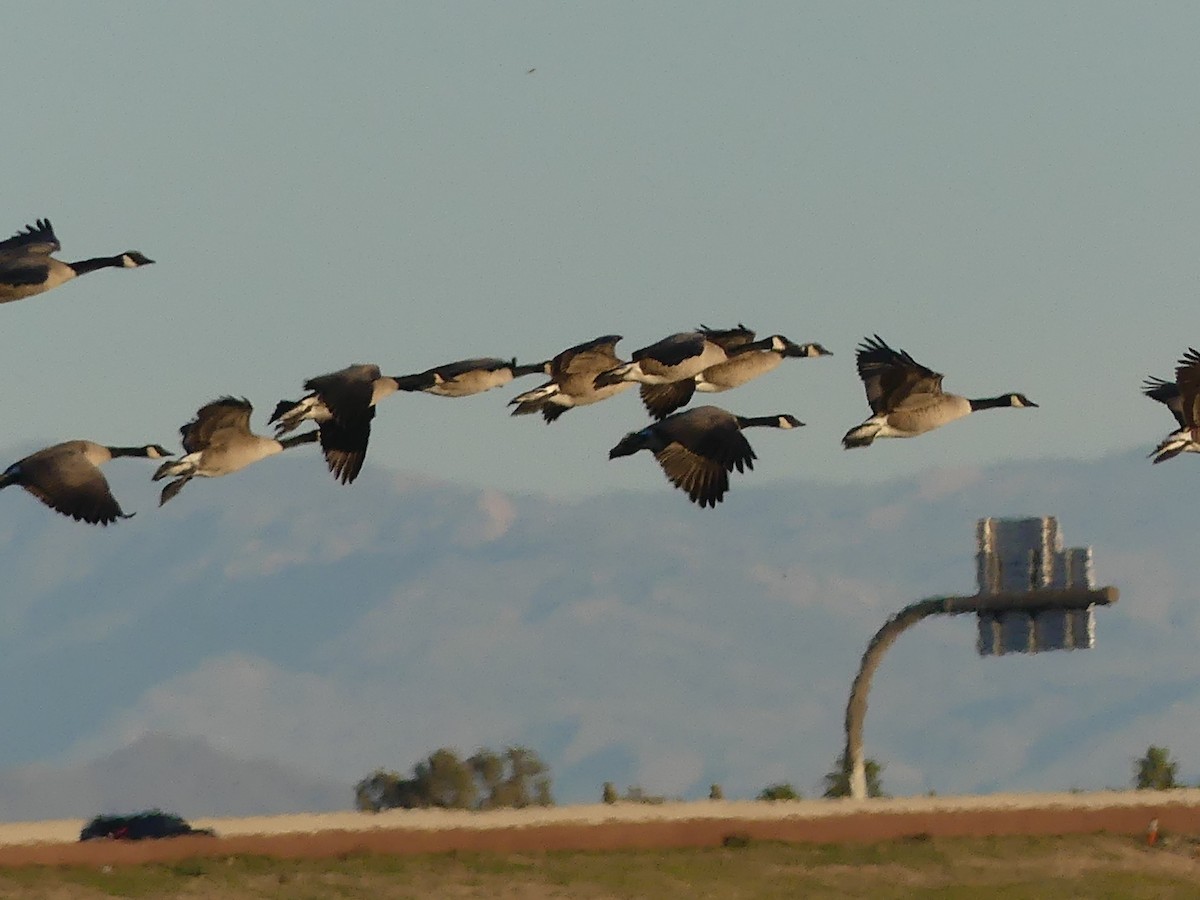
[{"xmin": 0, "ymin": 833, "xmax": 1197, "ymax": 899}]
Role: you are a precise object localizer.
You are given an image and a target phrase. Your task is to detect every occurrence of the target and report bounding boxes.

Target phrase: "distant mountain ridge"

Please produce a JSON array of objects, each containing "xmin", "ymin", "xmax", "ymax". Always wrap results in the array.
[
  {"xmin": 0, "ymin": 446, "xmax": 1195, "ymax": 817},
  {"xmin": 0, "ymin": 733, "xmax": 345, "ymax": 822}
]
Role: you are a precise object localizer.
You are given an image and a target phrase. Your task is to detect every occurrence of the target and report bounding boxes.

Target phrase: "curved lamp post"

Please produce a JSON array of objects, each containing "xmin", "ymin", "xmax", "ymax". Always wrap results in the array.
[{"xmin": 842, "ymin": 585, "xmax": 1119, "ymax": 800}]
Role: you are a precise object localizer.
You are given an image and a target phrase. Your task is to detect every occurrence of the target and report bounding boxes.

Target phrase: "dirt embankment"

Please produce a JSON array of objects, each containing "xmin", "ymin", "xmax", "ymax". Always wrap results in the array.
[{"xmin": 0, "ymin": 790, "xmax": 1197, "ymax": 867}]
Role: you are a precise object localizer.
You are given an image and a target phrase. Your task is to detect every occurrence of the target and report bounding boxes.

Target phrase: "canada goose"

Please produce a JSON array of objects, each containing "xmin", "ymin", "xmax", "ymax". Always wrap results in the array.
[
  {"xmin": 593, "ymin": 326, "xmax": 752, "ymax": 389},
  {"xmin": 0, "ymin": 440, "xmax": 170, "ymax": 524},
  {"xmin": 393, "ymin": 357, "xmax": 549, "ymax": 398},
  {"xmin": 608, "ymin": 405, "xmax": 804, "ymax": 507},
  {"xmin": 640, "ymin": 336, "xmax": 832, "ymax": 420},
  {"xmin": 1145, "ymin": 349, "xmax": 1200, "ymax": 463},
  {"xmin": 154, "ymin": 397, "xmax": 318, "ymax": 504},
  {"xmin": 841, "ymin": 335, "xmax": 1036, "ymax": 449},
  {"xmin": 509, "ymin": 335, "xmax": 635, "ymax": 422},
  {"xmin": 270, "ymin": 364, "xmax": 400, "ymax": 485},
  {"xmin": 0, "ymin": 219, "xmax": 153, "ymax": 303}
]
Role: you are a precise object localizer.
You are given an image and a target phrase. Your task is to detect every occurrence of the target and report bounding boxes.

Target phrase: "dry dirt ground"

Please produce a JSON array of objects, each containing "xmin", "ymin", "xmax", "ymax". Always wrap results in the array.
[{"xmin": 0, "ymin": 790, "xmax": 1197, "ymax": 867}]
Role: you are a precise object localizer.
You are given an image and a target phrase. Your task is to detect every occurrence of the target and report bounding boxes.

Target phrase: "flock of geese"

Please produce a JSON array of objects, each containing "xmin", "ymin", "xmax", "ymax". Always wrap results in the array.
[{"xmin": 0, "ymin": 218, "xmax": 1196, "ymax": 524}]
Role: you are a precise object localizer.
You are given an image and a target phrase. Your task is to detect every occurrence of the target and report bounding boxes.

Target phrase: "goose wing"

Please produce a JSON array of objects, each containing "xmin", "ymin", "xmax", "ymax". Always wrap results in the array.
[
  {"xmin": 698, "ymin": 323, "xmax": 756, "ymax": 351},
  {"xmin": 855, "ymin": 335, "xmax": 944, "ymax": 414},
  {"xmin": 180, "ymin": 397, "xmax": 255, "ymax": 452},
  {"xmin": 0, "ymin": 219, "xmax": 60, "ymax": 258},
  {"xmin": 552, "ymin": 335, "xmax": 624, "ymax": 378},
  {"xmin": 651, "ymin": 408, "xmax": 757, "ymax": 506},
  {"xmin": 640, "ymin": 380, "xmax": 697, "ymax": 420},
  {"xmin": 633, "ymin": 332, "xmax": 706, "ymax": 367},
  {"xmin": 16, "ymin": 443, "xmax": 127, "ymax": 525},
  {"xmin": 1143, "ymin": 376, "xmax": 1186, "ymax": 428},
  {"xmin": 317, "ymin": 410, "xmax": 374, "ymax": 484},
  {"xmin": 681, "ymin": 409, "xmax": 757, "ymax": 474},
  {"xmin": 1173, "ymin": 348, "xmax": 1200, "ymax": 429},
  {"xmin": 653, "ymin": 444, "xmax": 731, "ymax": 508},
  {"xmin": 304, "ymin": 364, "xmax": 381, "ymax": 421},
  {"xmin": 303, "ymin": 366, "xmax": 380, "ymax": 482},
  {"xmin": 0, "ymin": 261, "xmax": 52, "ymax": 288},
  {"xmin": 430, "ymin": 357, "xmax": 511, "ymax": 378}
]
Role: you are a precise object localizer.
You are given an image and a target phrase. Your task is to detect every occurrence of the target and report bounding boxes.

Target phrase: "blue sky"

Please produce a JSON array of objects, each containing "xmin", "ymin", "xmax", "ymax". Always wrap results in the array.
[
  {"xmin": 5, "ymin": 4, "xmax": 1200, "ymax": 809},
  {"xmin": 4, "ymin": 2, "xmax": 1199, "ymax": 500}
]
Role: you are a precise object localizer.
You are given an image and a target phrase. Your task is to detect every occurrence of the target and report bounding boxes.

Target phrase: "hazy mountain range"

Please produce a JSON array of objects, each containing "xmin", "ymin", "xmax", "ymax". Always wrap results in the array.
[
  {"xmin": 0, "ymin": 733, "xmax": 343, "ymax": 821},
  {"xmin": 0, "ymin": 442, "xmax": 1195, "ymax": 821}
]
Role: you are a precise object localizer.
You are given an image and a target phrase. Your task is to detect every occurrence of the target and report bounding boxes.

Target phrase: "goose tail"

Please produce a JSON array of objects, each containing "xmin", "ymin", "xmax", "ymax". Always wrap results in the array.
[
  {"xmin": 1150, "ymin": 432, "xmax": 1196, "ymax": 464},
  {"xmin": 841, "ymin": 420, "xmax": 881, "ymax": 449},
  {"xmin": 153, "ymin": 457, "xmax": 193, "ymax": 482}
]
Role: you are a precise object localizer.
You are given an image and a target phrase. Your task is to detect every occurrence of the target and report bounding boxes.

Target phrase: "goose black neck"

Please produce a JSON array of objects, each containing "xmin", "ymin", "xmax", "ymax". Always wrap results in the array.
[
  {"xmin": 735, "ymin": 415, "xmax": 783, "ymax": 428},
  {"xmin": 741, "ymin": 337, "xmax": 786, "ymax": 354},
  {"xmin": 68, "ymin": 255, "xmax": 125, "ymax": 275},
  {"xmin": 281, "ymin": 430, "xmax": 320, "ymax": 449},
  {"xmin": 968, "ymin": 395, "xmax": 1013, "ymax": 411},
  {"xmin": 511, "ymin": 361, "xmax": 550, "ymax": 377},
  {"xmin": 107, "ymin": 445, "xmax": 153, "ymax": 458}
]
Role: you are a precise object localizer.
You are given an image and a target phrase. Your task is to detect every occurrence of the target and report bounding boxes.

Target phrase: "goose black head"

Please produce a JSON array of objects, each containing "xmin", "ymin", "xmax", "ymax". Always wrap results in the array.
[{"xmin": 121, "ymin": 251, "xmax": 155, "ymax": 267}]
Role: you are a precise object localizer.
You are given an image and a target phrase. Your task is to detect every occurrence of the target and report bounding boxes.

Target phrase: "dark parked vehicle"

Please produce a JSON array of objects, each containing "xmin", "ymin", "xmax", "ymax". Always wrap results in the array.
[{"xmin": 79, "ymin": 810, "xmax": 215, "ymax": 841}]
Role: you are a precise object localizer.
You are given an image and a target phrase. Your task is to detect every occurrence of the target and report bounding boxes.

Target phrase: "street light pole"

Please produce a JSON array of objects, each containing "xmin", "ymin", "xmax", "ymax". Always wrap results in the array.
[{"xmin": 842, "ymin": 587, "xmax": 1118, "ymax": 800}]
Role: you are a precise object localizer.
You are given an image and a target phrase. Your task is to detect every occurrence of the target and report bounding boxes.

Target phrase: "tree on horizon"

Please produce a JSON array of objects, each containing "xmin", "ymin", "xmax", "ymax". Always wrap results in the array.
[
  {"xmin": 1133, "ymin": 746, "xmax": 1180, "ymax": 791},
  {"xmin": 822, "ymin": 752, "xmax": 886, "ymax": 799}
]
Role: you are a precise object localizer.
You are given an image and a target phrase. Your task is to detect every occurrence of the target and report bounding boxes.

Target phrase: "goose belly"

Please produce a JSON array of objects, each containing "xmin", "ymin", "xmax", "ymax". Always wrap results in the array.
[
  {"xmin": 426, "ymin": 370, "xmax": 512, "ymax": 397},
  {"xmin": 0, "ymin": 260, "xmax": 78, "ymax": 301},
  {"xmin": 696, "ymin": 354, "xmax": 781, "ymax": 392},
  {"xmin": 0, "ymin": 281, "xmax": 50, "ymax": 302},
  {"xmin": 887, "ymin": 398, "xmax": 973, "ymax": 436},
  {"xmin": 842, "ymin": 415, "xmax": 939, "ymax": 448},
  {"xmin": 635, "ymin": 360, "xmax": 710, "ymax": 385},
  {"xmin": 198, "ymin": 441, "xmax": 281, "ymax": 476},
  {"xmin": 873, "ymin": 421, "xmax": 930, "ymax": 439},
  {"xmin": 570, "ymin": 380, "xmax": 634, "ymax": 405}
]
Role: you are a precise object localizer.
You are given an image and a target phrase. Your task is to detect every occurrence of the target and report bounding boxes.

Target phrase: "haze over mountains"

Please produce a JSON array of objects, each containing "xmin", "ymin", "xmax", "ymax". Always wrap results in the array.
[
  {"xmin": 0, "ymin": 442, "xmax": 1195, "ymax": 821},
  {"xmin": 0, "ymin": 734, "xmax": 343, "ymax": 821}
]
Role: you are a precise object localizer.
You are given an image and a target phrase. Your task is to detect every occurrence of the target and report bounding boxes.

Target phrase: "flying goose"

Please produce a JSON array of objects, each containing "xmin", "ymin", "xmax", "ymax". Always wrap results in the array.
[
  {"xmin": 1145, "ymin": 349, "xmax": 1200, "ymax": 463},
  {"xmin": 841, "ymin": 335, "xmax": 1036, "ymax": 449},
  {"xmin": 608, "ymin": 405, "xmax": 804, "ymax": 507},
  {"xmin": 640, "ymin": 335, "xmax": 832, "ymax": 420},
  {"xmin": 154, "ymin": 397, "xmax": 318, "ymax": 504},
  {"xmin": 0, "ymin": 440, "xmax": 170, "ymax": 524},
  {"xmin": 270, "ymin": 364, "xmax": 400, "ymax": 484},
  {"xmin": 509, "ymin": 335, "xmax": 635, "ymax": 422},
  {"xmin": 393, "ymin": 357, "xmax": 549, "ymax": 398},
  {"xmin": 593, "ymin": 326, "xmax": 753, "ymax": 389},
  {"xmin": 0, "ymin": 219, "xmax": 153, "ymax": 303}
]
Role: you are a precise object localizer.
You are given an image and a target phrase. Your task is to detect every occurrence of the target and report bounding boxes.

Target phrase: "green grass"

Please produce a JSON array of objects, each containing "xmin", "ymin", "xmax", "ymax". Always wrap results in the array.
[{"xmin": 0, "ymin": 834, "xmax": 1196, "ymax": 899}]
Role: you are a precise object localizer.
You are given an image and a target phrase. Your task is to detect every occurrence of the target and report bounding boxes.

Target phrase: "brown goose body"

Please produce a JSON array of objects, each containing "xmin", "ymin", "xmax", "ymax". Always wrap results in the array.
[
  {"xmin": 393, "ymin": 357, "xmax": 548, "ymax": 398},
  {"xmin": 271, "ymin": 364, "xmax": 400, "ymax": 484},
  {"xmin": 594, "ymin": 326, "xmax": 751, "ymax": 389},
  {"xmin": 510, "ymin": 335, "xmax": 634, "ymax": 422},
  {"xmin": 640, "ymin": 336, "xmax": 831, "ymax": 420},
  {"xmin": 841, "ymin": 335, "xmax": 1036, "ymax": 448},
  {"xmin": 0, "ymin": 440, "xmax": 169, "ymax": 524},
  {"xmin": 0, "ymin": 219, "xmax": 153, "ymax": 303},
  {"xmin": 155, "ymin": 397, "xmax": 318, "ymax": 504},
  {"xmin": 608, "ymin": 405, "xmax": 803, "ymax": 507},
  {"xmin": 1146, "ymin": 348, "xmax": 1200, "ymax": 463}
]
